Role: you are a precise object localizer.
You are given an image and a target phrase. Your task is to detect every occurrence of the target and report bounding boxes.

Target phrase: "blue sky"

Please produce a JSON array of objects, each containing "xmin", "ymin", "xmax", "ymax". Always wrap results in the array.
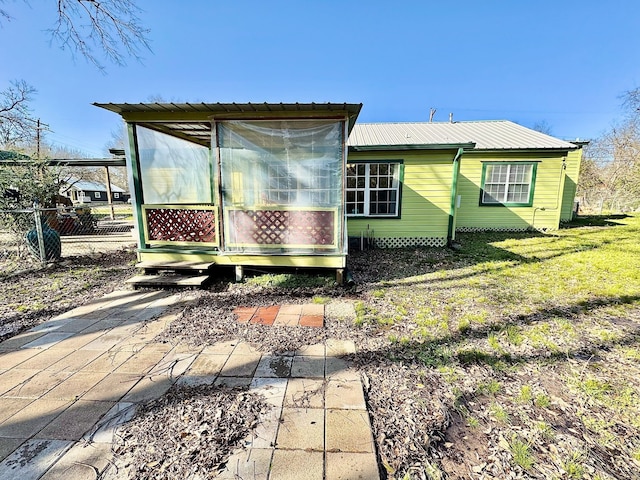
[{"xmin": 1, "ymin": 1, "xmax": 638, "ymax": 156}]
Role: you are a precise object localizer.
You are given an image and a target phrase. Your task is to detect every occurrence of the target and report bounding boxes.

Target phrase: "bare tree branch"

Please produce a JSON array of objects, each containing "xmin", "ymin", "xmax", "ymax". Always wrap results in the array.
[
  {"xmin": 49, "ymin": 0, "xmax": 151, "ymax": 70},
  {"xmin": 0, "ymin": 1, "xmax": 151, "ymax": 70},
  {"xmin": 0, "ymin": 80, "xmax": 37, "ymax": 147}
]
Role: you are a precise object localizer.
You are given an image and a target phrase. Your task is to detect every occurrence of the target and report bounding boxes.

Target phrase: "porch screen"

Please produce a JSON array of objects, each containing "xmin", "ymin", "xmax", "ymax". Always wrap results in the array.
[
  {"xmin": 217, "ymin": 120, "xmax": 345, "ymax": 254},
  {"xmin": 136, "ymin": 126, "xmax": 211, "ymax": 204}
]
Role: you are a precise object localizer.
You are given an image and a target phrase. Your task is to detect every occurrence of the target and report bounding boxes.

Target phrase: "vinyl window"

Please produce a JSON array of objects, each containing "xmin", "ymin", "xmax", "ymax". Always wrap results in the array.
[
  {"xmin": 346, "ymin": 162, "xmax": 401, "ymax": 217},
  {"xmin": 481, "ymin": 163, "xmax": 536, "ymax": 206}
]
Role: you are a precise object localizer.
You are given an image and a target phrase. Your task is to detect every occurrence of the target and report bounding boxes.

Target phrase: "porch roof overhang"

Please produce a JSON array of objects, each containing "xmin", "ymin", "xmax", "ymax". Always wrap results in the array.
[
  {"xmin": 0, "ymin": 157, "xmax": 126, "ymax": 167},
  {"xmin": 93, "ymin": 102, "xmax": 363, "ymax": 148}
]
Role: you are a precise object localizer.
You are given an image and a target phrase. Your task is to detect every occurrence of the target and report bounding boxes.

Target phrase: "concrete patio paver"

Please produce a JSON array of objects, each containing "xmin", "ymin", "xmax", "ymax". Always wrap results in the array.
[
  {"xmin": 0, "ymin": 349, "xmax": 42, "ymax": 369},
  {"xmin": 276, "ymin": 407, "xmax": 325, "ymax": 451},
  {"xmin": 0, "ymin": 438, "xmax": 73, "ymax": 480},
  {"xmin": 2, "ymin": 370, "xmax": 73, "ymax": 399},
  {"xmin": 290, "ymin": 355, "xmax": 325, "ymax": 378},
  {"xmin": 0, "ymin": 398, "xmax": 71, "ymax": 438},
  {"xmin": 325, "ymin": 452, "xmax": 381, "ymax": 480},
  {"xmin": 38, "ymin": 400, "xmax": 115, "ymax": 440},
  {"xmin": 270, "ymin": 449, "xmax": 324, "ymax": 480},
  {"xmin": 0, "ymin": 292, "xmax": 379, "ymax": 479},
  {"xmin": 0, "ymin": 438, "xmax": 25, "ymax": 463},
  {"xmin": 7, "ymin": 349, "xmax": 74, "ymax": 371},
  {"xmin": 81, "ymin": 372, "xmax": 141, "ymax": 402},
  {"xmin": 0, "ymin": 398, "xmax": 33, "ymax": 424},
  {"xmin": 325, "ymin": 409, "xmax": 375, "ymax": 453},
  {"xmin": 39, "ymin": 442, "xmax": 113, "ymax": 480},
  {"xmin": 216, "ymin": 447, "xmax": 273, "ymax": 480},
  {"xmin": 42, "ymin": 371, "xmax": 111, "ymax": 401},
  {"xmin": 45, "ymin": 349, "xmax": 103, "ymax": 373},
  {"xmin": 325, "ymin": 379, "xmax": 367, "ymax": 410},
  {"xmin": 20, "ymin": 332, "xmax": 76, "ymax": 350},
  {"xmin": 0, "ymin": 369, "xmax": 40, "ymax": 396}
]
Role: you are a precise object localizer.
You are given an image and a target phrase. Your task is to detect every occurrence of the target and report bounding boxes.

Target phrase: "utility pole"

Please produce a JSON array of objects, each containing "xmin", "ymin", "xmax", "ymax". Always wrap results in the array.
[
  {"xmin": 37, "ymin": 119, "xmax": 41, "ymax": 160},
  {"xmin": 35, "ymin": 119, "xmax": 50, "ymax": 160}
]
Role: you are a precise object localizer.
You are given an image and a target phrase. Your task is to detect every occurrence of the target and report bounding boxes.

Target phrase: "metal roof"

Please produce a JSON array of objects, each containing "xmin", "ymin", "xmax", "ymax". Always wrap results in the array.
[
  {"xmin": 348, "ymin": 120, "xmax": 579, "ymax": 151},
  {"xmin": 94, "ymin": 102, "xmax": 363, "ymax": 147}
]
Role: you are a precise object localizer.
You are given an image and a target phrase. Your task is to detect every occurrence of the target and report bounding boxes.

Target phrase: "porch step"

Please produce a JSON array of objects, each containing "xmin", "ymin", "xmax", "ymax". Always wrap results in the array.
[
  {"xmin": 135, "ymin": 260, "xmax": 216, "ymax": 274},
  {"xmin": 126, "ymin": 274, "xmax": 211, "ymax": 288}
]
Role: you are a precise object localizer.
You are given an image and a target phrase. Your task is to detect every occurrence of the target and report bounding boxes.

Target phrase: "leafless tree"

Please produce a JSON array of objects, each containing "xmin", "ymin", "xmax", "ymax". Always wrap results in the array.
[
  {"xmin": 532, "ymin": 120, "xmax": 554, "ymax": 136},
  {"xmin": 0, "ymin": 0, "xmax": 151, "ymax": 70},
  {"xmin": 580, "ymin": 90, "xmax": 640, "ymax": 212},
  {"xmin": 0, "ymin": 80, "xmax": 36, "ymax": 148}
]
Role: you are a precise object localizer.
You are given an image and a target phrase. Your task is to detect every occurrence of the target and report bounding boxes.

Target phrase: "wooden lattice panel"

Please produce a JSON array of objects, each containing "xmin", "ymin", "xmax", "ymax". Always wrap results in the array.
[
  {"xmin": 228, "ymin": 209, "xmax": 336, "ymax": 247},
  {"xmin": 145, "ymin": 207, "xmax": 218, "ymax": 245}
]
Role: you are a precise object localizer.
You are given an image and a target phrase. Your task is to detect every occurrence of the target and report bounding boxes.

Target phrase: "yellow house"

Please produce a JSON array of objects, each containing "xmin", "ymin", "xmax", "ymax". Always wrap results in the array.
[
  {"xmin": 347, "ymin": 120, "xmax": 583, "ymax": 247},
  {"xmin": 95, "ymin": 102, "xmax": 582, "ymax": 283}
]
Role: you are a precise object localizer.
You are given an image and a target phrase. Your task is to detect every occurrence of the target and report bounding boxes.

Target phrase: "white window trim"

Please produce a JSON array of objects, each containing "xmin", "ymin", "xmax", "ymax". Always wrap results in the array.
[
  {"xmin": 346, "ymin": 162, "xmax": 400, "ymax": 217},
  {"xmin": 481, "ymin": 163, "xmax": 534, "ymax": 205}
]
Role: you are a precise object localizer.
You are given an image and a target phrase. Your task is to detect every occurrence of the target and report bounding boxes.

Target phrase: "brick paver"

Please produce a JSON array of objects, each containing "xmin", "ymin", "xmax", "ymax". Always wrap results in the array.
[{"xmin": 0, "ymin": 292, "xmax": 378, "ymax": 479}]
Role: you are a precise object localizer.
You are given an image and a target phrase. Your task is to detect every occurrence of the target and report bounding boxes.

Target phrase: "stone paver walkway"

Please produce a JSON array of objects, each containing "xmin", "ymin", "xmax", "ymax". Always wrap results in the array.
[{"xmin": 0, "ymin": 291, "xmax": 379, "ymax": 479}]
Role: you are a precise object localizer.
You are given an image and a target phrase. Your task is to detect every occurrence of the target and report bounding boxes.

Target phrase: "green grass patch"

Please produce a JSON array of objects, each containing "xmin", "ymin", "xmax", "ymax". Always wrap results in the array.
[
  {"xmin": 509, "ymin": 435, "xmax": 534, "ymax": 470},
  {"xmin": 245, "ymin": 273, "xmax": 332, "ymax": 288}
]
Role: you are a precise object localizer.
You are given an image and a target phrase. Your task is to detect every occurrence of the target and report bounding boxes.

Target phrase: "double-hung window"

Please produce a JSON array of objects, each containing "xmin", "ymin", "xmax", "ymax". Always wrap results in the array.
[
  {"xmin": 346, "ymin": 162, "xmax": 401, "ymax": 217},
  {"xmin": 480, "ymin": 162, "xmax": 536, "ymax": 206}
]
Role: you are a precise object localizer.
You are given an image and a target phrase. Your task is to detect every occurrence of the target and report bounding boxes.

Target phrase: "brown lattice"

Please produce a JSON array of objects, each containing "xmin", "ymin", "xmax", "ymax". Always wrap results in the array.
[
  {"xmin": 229, "ymin": 209, "xmax": 335, "ymax": 247},
  {"xmin": 145, "ymin": 208, "xmax": 217, "ymax": 244}
]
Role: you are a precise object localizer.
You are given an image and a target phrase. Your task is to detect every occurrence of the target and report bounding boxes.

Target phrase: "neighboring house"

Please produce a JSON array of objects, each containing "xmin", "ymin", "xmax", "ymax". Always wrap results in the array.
[
  {"xmin": 94, "ymin": 102, "xmax": 583, "ymax": 278},
  {"xmin": 62, "ymin": 178, "xmax": 130, "ymax": 203},
  {"xmin": 347, "ymin": 120, "xmax": 583, "ymax": 247}
]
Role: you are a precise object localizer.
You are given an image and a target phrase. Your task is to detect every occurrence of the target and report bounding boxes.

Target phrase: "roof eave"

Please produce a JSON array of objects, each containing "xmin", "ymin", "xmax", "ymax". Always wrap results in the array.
[
  {"xmin": 467, "ymin": 147, "xmax": 578, "ymax": 154},
  {"xmin": 93, "ymin": 102, "xmax": 363, "ymax": 133},
  {"xmin": 349, "ymin": 142, "xmax": 476, "ymax": 152}
]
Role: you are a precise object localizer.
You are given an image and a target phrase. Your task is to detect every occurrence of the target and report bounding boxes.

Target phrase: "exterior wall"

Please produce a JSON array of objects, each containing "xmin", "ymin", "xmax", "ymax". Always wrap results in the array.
[
  {"xmin": 455, "ymin": 151, "xmax": 567, "ymax": 231},
  {"xmin": 346, "ymin": 150, "xmax": 454, "ymax": 247},
  {"xmin": 560, "ymin": 148, "xmax": 583, "ymax": 221}
]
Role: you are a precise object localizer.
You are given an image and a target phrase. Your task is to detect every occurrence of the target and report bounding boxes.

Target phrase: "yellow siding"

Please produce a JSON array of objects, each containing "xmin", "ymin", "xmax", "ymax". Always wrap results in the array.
[
  {"xmin": 346, "ymin": 151, "xmax": 454, "ymax": 241},
  {"xmin": 560, "ymin": 148, "xmax": 583, "ymax": 221},
  {"xmin": 455, "ymin": 152, "xmax": 566, "ymax": 230}
]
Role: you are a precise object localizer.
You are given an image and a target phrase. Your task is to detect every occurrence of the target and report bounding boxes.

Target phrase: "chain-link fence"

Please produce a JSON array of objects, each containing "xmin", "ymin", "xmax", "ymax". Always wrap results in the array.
[{"xmin": 0, "ymin": 203, "xmax": 136, "ymax": 273}]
